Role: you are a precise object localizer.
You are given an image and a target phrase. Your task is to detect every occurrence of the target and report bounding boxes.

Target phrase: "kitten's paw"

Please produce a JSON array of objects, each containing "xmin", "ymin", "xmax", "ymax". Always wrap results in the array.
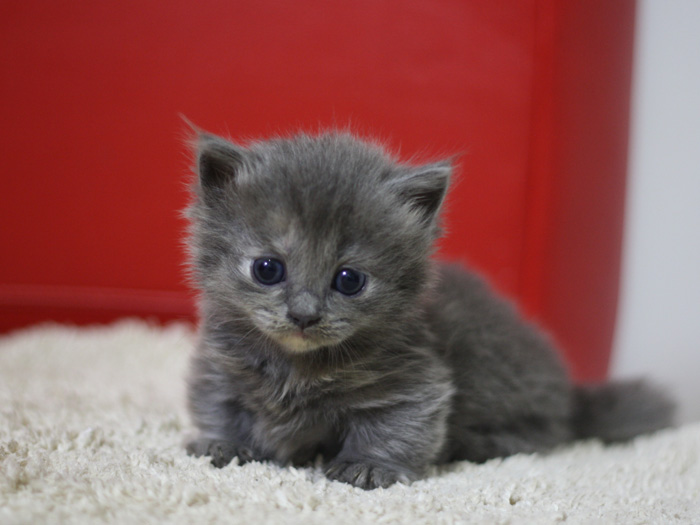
[
  {"xmin": 325, "ymin": 461, "xmax": 412, "ymax": 490},
  {"xmin": 186, "ymin": 438, "xmax": 259, "ymax": 468}
]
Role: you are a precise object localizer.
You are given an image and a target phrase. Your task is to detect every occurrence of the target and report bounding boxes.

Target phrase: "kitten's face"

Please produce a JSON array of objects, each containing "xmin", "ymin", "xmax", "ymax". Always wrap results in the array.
[
  {"xmin": 235, "ymin": 244, "xmax": 376, "ymax": 354},
  {"xmin": 189, "ymin": 132, "xmax": 450, "ymax": 354}
]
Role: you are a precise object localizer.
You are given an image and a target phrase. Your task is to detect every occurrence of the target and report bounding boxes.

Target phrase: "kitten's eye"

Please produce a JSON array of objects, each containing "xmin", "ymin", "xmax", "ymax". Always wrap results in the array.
[
  {"xmin": 332, "ymin": 268, "xmax": 366, "ymax": 296},
  {"xmin": 252, "ymin": 258, "xmax": 286, "ymax": 285}
]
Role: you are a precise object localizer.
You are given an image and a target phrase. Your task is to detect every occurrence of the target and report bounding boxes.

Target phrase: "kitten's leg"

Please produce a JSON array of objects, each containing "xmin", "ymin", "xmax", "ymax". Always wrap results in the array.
[
  {"xmin": 186, "ymin": 355, "xmax": 269, "ymax": 468},
  {"xmin": 325, "ymin": 399, "xmax": 450, "ymax": 490},
  {"xmin": 186, "ymin": 434, "xmax": 266, "ymax": 468}
]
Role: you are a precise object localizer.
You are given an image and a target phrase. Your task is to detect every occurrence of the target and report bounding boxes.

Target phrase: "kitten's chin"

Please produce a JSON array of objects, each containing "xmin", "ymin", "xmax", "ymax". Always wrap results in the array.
[{"xmin": 274, "ymin": 332, "xmax": 331, "ymax": 354}]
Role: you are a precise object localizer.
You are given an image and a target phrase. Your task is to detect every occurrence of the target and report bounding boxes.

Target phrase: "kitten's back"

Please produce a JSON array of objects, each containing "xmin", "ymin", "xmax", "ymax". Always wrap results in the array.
[
  {"xmin": 427, "ymin": 263, "xmax": 573, "ymax": 461},
  {"xmin": 429, "ymin": 262, "xmax": 673, "ymax": 459}
]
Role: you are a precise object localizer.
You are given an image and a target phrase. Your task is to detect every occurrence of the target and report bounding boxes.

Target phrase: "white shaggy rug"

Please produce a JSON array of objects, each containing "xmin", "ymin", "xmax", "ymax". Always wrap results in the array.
[{"xmin": 1, "ymin": 321, "xmax": 698, "ymax": 524}]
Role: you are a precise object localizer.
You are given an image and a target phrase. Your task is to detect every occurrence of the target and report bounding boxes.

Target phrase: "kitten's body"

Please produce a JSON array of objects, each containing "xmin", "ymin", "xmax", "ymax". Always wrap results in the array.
[{"xmin": 185, "ymin": 131, "xmax": 672, "ymax": 489}]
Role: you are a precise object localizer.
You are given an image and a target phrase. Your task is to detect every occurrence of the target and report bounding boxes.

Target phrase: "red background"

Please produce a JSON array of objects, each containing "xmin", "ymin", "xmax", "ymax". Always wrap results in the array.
[{"xmin": 0, "ymin": 0, "xmax": 635, "ymax": 382}]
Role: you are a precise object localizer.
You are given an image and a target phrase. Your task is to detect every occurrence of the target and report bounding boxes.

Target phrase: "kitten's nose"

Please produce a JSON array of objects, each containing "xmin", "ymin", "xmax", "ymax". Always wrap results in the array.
[
  {"xmin": 287, "ymin": 313, "xmax": 321, "ymax": 330},
  {"xmin": 287, "ymin": 290, "xmax": 321, "ymax": 330}
]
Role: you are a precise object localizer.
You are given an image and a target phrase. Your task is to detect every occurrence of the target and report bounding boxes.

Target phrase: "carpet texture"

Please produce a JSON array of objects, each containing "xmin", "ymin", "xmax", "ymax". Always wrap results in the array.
[{"xmin": 1, "ymin": 321, "xmax": 698, "ymax": 524}]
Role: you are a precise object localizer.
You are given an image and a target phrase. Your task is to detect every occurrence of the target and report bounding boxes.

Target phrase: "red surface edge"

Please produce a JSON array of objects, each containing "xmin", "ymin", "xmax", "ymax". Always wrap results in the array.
[{"xmin": 521, "ymin": 0, "xmax": 636, "ymax": 382}]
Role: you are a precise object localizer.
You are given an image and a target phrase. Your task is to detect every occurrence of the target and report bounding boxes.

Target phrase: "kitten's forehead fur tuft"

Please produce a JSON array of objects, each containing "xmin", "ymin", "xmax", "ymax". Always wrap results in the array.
[{"xmin": 192, "ymin": 130, "xmax": 452, "ymax": 237}]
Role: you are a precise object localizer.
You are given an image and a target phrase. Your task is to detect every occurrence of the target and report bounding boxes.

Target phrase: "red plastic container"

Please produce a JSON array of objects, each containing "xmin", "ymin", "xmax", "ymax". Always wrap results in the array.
[{"xmin": 0, "ymin": 0, "xmax": 635, "ymax": 382}]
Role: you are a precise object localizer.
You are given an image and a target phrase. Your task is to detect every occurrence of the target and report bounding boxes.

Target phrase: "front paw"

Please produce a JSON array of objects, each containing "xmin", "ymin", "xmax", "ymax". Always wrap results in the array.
[
  {"xmin": 325, "ymin": 460, "xmax": 412, "ymax": 490},
  {"xmin": 186, "ymin": 438, "xmax": 260, "ymax": 468}
]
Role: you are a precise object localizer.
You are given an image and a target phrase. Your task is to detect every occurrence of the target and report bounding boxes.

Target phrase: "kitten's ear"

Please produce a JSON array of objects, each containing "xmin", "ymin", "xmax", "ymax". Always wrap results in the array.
[
  {"xmin": 392, "ymin": 161, "xmax": 451, "ymax": 222},
  {"xmin": 195, "ymin": 132, "xmax": 247, "ymax": 193}
]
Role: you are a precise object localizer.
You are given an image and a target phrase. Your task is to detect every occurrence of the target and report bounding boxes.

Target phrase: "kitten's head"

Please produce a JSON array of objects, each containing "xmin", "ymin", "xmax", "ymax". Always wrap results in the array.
[{"xmin": 188, "ymin": 131, "xmax": 451, "ymax": 354}]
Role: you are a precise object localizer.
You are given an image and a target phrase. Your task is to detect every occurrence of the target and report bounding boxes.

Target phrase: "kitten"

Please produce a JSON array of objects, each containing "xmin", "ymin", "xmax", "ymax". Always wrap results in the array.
[{"xmin": 184, "ymin": 130, "xmax": 673, "ymax": 489}]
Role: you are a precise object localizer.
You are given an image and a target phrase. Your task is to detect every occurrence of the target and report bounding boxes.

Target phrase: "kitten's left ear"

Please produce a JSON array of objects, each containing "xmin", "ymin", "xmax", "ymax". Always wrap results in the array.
[{"xmin": 392, "ymin": 161, "xmax": 452, "ymax": 222}]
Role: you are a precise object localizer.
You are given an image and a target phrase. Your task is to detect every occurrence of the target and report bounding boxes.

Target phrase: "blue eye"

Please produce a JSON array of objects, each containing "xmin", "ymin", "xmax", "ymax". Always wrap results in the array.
[
  {"xmin": 332, "ymin": 268, "xmax": 366, "ymax": 296},
  {"xmin": 252, "ymin": 258, "xmax": 286, "ymax": 285}
]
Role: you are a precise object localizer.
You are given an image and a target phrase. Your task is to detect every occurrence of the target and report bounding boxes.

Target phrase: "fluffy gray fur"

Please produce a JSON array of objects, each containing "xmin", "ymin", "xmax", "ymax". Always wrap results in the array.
[{"xmin": 185, "ymin": 130, "xmax": 674, "ymax": 489}]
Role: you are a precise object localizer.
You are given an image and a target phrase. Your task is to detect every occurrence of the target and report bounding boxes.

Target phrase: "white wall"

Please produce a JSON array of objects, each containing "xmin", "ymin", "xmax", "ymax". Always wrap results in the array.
[{"xmin": 612, "ymin": 0, "xmax": 700, "ymax": 423}]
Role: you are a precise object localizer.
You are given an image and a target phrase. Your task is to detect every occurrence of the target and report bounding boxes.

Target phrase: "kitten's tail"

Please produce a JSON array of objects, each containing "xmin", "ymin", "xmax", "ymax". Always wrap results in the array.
[{"xmin": 571, "ymin": 379, "xmax": 675, "ymax": 442}]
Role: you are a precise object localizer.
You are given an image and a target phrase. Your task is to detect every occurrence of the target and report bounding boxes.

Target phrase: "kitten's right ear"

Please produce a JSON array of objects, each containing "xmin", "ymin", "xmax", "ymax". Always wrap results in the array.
[
  {"xmin": 390, "ymin": 161, "xmax": 452, "ymax": 224},
  {"xmin": 195, "ymin": 132, "xmax": 247, "ymax": 193}
]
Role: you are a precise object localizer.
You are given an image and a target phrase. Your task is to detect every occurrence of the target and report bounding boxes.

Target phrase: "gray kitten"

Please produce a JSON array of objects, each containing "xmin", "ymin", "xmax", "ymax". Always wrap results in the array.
[{"xmin": 185, "ymin": 130, "xmax": 673, "ymax": 489}]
